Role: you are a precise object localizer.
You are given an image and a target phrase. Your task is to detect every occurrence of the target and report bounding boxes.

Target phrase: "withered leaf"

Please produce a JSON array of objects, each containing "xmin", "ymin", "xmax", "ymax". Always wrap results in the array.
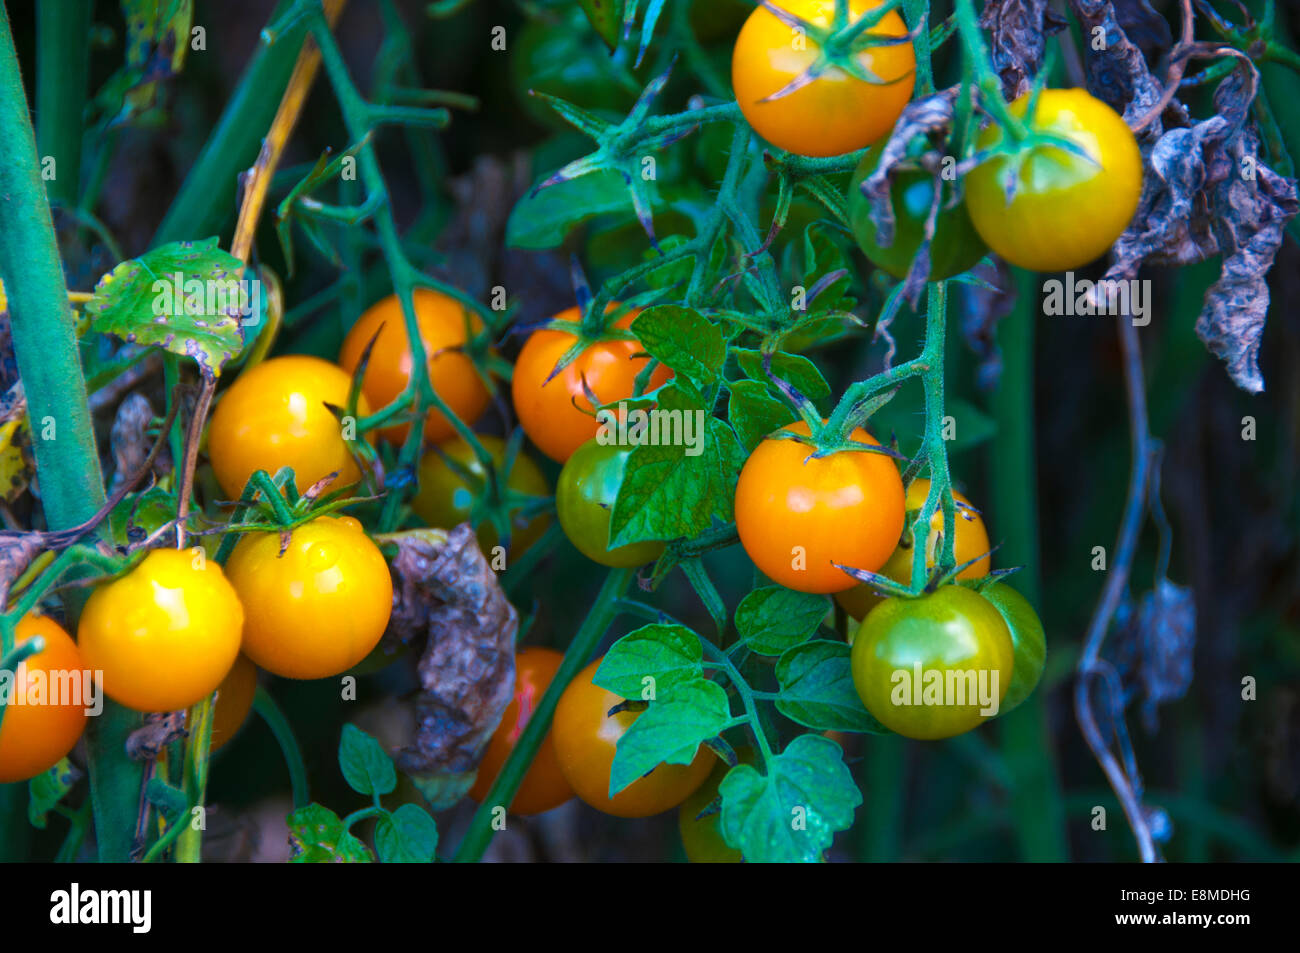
[
  {"xmin": 126, "ymin": 710, "xmax": 187, "ymax": 762},
  {"xmin": 1114, "ymin": 579, "xmax": 1196, "ymax": 732},
  {"xmin": 1068, "ymin": 0, "xmax": 1179, "ymax": 133},
  {"xmin": 0, "ymin": 532, "xmax": 46, "ymax": 608},
  {"xmin": 110, "ymin": 393, "xmax": 155, "ymax": 491},
  {"xmin": 388, "ymin": 523, "xmax": 517, "ymax": 810},
  {"xmin": 980, "ymin": 0, "xmax": 1066, "ymax": 100}
]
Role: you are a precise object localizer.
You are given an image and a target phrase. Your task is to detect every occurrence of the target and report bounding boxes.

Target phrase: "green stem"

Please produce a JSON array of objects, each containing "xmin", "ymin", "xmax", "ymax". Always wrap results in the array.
[
  {"xmin": 452, "ymin": 568, "xmax": 634, "ymax": 862},
  {"xmin": 254, "ymin": 687, "xmax": 310, "ymax": 808},
  {"xmin": 36, "ymin": 0, "xmax": 92, "ymax": 206},
  {"xmin": 857, "ymin": 734, "xmax": 906, "ymax": 860},
  {"xmin": 989, "ymin": 266, "xmax": 1067, "ymax": 862}
]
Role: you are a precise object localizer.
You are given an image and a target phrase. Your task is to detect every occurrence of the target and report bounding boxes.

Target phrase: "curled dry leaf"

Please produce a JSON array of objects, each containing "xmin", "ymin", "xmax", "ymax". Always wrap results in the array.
[
  {"xmin": 0, "ymin": 532, "xmax": 45, "ymax": 608},
  {"xmin": 109, "ymin": 393, "xmax": 155, "ymax": 491},
  {"xmin": 980, "ymin": 0, "xmax": 1067, "ymax": 100},
  {"xmin": 126, "ymin": 711, "xmax": 188, "ymax": 762},
  {"xmin": 1114, "ymin": 578, "xmax": 1196, "ymax": 733},
  {"xmin": 1068, "ymin": 0, "xmax": 1180, "ymax": 134},
  {"xmin": 957, "ymin": 258, "xmax": 1015, "ymax": 390},
  {"xmin": 385, "ymin": 523, "xmax": 517, "ymax": 810}
]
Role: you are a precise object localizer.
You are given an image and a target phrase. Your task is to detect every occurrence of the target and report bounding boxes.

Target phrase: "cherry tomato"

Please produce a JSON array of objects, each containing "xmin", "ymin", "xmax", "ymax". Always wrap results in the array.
[
  {"xmin": 732, "ymin": 0, "xmax": 915, "ymax": 157},
  {"xmin": 0, "ymin": 615, "xmax": 88, "ymax": 783},
  {"xmin": 678, "ymin": 756, "xmax": 746, "ymax": 863},
  {"xmin": 225, "ymin": 515, "xmax": 392, "ymax": 680},
  {"xmin": 468, "ymin": 647, "xmax": 574, "ymax": 815},
  {"xmin": 553, "ymin": 658, "xmax": 714, "ymax": 818},
  {"xmin": 209, "ymin": 654, "xmax": 258, "ymax": 753},
  {"xmin": 836, "ymin": 479, "xmax": 991, "ymax": 619},
  {"xmin": 735, "ymin": 421, "xmax": 905, "ymax": 593},
  {"xmin": 850, "ymin": 585, "xmax": 1014, "ymax": 739},
  {"xmin": 338, "ymin": 289, "xmax": 490, "ymax": 445},
  {"xmin": 79, "ymin": 549, "xmax": 244, "ymax": 713},
  {"xmin": 848, "ymin": 144, "xmax": 987, "ymax": 280},
  {"xmin": 979, "ymin": 582, "xmax": 1046, "ymax": 714},
  {"xmin": 964, "ymin": 88, "xmax": 1143, "ymax": 272},
  {"xmin": 556, "ymin": 438, "xmax": 666, "ymax": 568},
  {"xmin": 412, "ymin": 434, "xmax": 551, "ymax": 561},
  {"xmin": 511, "ymin": 307, "xmax": 672, "ymax": 464},
  {"xmin": 208, "ymin": 355, "xmax": 369, "ymax": 500}
]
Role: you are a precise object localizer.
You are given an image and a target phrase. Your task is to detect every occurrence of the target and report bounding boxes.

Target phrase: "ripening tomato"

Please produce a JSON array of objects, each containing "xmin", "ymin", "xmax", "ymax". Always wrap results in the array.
[
  {"xmin": 78, "ymin": 549, "xmax": 244, "ymax": 713},
  {"xmin": 732, "ymin": 0, "xmax": 915, "ymax": 157},
  {"xmin": 225, "ymin": 516, "xmax": 392, "ymax": 680},
  {"xmin": 511, "ymin": 307, "xmax": 673, "ymax": 464},
  {"xmin": 412, "ymin": 435, "xmax": 551, "ymax": 561},
  {"xmin": 848, "ymin": 145, "xmax": 987, "ymax": 280},
  {"xmin": 0, "ymin": 615, "xmax": 88, "ymax": 783},
  {"xmin": 964, "ymin": 88, "xmax": 1143, "ymax": 272},
  {"xmin": 735, "ymin": 421, "xmax": 905, "ymax": 593},
  {"xmin": 338, "ymin": 289, "xmax": 491, "ymax": 444},
  {"xmin": 678, "ymin": 757, "xmax": 745, "ymax": 863},
  {"xmin": 836, "ymin": 479, "xmax": 991, "ymax": 619},
  {"xmin": 556, "ymin": 438, "xmax": 666, "ymax": 568},
  {"xmin": 979, "ymin": 583, "xmax": 1046, "ymax": 714},
  {"xmin": 208, "ymin": 355, "xmax": 370, "ymax": 500},
  {"xmin": 850, "ymin": 585, "xmax": 1014, "ymax": 740},
  {"xmin": 553, "ymin": 658, "xmax": 714, "ymax": 818},
  {"xmin": 468, "ymin": 647, "xmax": 574, "ymax": 815},
  {"xmin": 208, "ymin": 654, "xmax": 258, "ymax": 753}
]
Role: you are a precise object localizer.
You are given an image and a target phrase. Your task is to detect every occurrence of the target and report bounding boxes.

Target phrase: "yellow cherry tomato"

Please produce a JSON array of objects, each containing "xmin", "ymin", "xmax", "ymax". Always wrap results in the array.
[
  {"xmin": 0, "ymin": 614, "xmax": 88, "ymax": 783},
  {"xmin": 209, "ymin": 654, "xmax": 258, "ymax": 753}
]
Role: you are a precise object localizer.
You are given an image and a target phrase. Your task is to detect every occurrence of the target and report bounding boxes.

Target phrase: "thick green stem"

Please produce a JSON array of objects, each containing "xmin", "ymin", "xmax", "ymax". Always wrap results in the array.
[
  {"xmin": 36, "ymin": 0, "xmax": 92, "ymax": 206},
  {"xmin": 857, "ymin": 734, "xmax": 906, "ymax": 860},
  {"xmin": 452, "ymin": 568, "xmax": 634, "ymax": 862},
  {"xmin": 989, "ymin": 267, "xmax": 1067, "ymax": 862}
]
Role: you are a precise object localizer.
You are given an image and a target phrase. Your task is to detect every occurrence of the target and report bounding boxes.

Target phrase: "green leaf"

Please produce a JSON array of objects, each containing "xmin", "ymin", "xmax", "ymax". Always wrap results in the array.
[
  {"xmin": 775, "ymin": 640, "xmax": 890, "ymax": 733},
  {"xmin": 85, "ymin": 238, "xmax": 252, "ymax": 377},
  {"xmin": 27, "ymin": 759, "xmax": 78, "ymax": 829},
  {"xmin": 734, "ymin": 348, "xmax": 831, "ymax": 400},
  {"xmin": 594, "ymin": 624, "xmax": 706, "ymax": 699},
  {"xmin": 718, "ymin": 734, "xmax": 861, "ymax": 862},
  {"xmin": 735, "ymin": 586, "xmax": 830, "ymax": 656},
  {"xmin": 631, "ymin": 305, "xmax": 725, "ymax": 386},
  {"xmin": 608, "ymin": 382, "xmax": 744, "ymax": 545},
  {"xmin": 609, "ymin": 679, "xmax": 731, "ymax": 796},
  {"xmin": 338, "ymin": 724, "xmax": 397, "ymax": 796},
  {"xmin": 375, "ymin": 804, "xmax": 440, "ymax": 863},
  {"xmin": 507, "ymin": 170, "xmax": 635, "ymax": 249},
  {"xmin": 580, "ymin": 0, "xmax": 624, "ymax": 50},
  {"xmin": 287, "ymin": 803, "xmax": 374, "ymax": 863},
  {"xmin": 727, "ymin": 379, "xmax": 796, "ymax": 451}
]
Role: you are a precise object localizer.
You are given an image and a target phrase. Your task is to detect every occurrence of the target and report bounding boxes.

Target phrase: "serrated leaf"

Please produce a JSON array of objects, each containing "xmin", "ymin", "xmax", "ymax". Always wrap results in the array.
[
  {"xmin": 338, "ymin": 723, "xmax": 397, "ymax": 796},
  {"xmin": 594, "ymin": 624, "xmax": 705, "ymax": 699},
  {"xmin": 507, "ymin": 170, "xmax": 634, "ymax": 250},
  {"xmin": 608, "ymin": 382, "xmax": 744, "ymax": 545},
  {"xmin": 85, "ymin": 238, "xmax": 251, "ymax": 377},
  {"xmin": 776, "ymin": 640, "xmax": 890, "ymax": 733},
  {"xmin": 727, "ymin": 379, "xmax": 796, "ymax": 451},
  {"xmin": 27, "ymin": 759, "xmax": 78, "ymax": 829},
  {"xmin": 287, "ymin": 803, "xmax": 374, "ymax": 863},
  {"xmin": 609, "ymin": 678, "xmax": 731, "ymax": 796},
  {"xmin": 374, "ymin": 804, "xmax": 439, "ymax": 863},
  {"xmin": 735, "ymin": 586, "xmax": 830, "ymax": 656},
  {"xmin": 718, "ymin": 734, "xmax": 861, "ymax": 862},
  {"xmin": 734, "ymin": 348, "xmax": 831, "ymax": 400},
  {"xmin": 631, "ymin": 305, "xmax": 724, "ymax": 386}
]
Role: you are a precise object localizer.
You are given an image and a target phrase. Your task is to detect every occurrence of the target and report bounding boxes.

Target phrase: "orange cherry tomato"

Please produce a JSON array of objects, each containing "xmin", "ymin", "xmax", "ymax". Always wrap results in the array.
[
  {"xmin": 207, "ymin": 355, "xmax": 369, "ymax": 500},
  {"xmin": 338, "ymin": 289, "xmax": 491, "ymax": 445},
  {"xmin": 511, "ymin": 307, "xmax": 673, "ymax": 464},
  {"xmin": 209, "ymin": 654, "xmax": 258, "ymax": 753},
  {"xmin": 0, "ymin": 615, "xmax": 88, "ymax": 783},
  {"xmin": 732, "ymin": 0, "xmax": 915, "ymax": 157},
  {"xmin": 552, "ymin": 658, "xmax": 714, "ymax": 818},
  {"xmin": 468, "ymin": 647, "xmax": 574, "ymax": 815},
  {"xmin": 735, "ymin": 421, "xmax": 905, "ymax": 593}
]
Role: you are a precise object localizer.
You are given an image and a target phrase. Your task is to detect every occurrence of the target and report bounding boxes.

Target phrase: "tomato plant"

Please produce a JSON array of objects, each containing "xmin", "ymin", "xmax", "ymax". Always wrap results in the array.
[{"xmin": 557, "ymin": 438, "xmax": 666, "ymax": 568}]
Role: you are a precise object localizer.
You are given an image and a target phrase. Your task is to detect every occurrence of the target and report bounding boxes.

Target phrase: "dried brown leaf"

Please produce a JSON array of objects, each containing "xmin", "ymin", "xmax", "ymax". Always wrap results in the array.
[
  {"xmin": 980, "ymin": 0, "xmax": 1066, "ymax": 99},
  {"xmin": 126, "ymin": 710, "xmax": 187, "ymax": 761},
  {"xmin": 110, "ymin": 393, "xmax": 155, "ymax": 491}
]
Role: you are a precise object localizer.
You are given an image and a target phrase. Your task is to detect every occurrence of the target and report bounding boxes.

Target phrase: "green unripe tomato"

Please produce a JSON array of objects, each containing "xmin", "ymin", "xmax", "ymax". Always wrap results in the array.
[
  {"xmin": 850, "ymin": 585, "xmax": 1014, "ymax": 740},
  {"xmin": 848, "ymin": 145, "xmax": 987, "ymax": 280},
  {"xmin": 556, "ymin": 439, "xmax": 666, "ymax": 568},
  {"xmin": 978, "ymin": 583, "xmax": 1046, "ymax": 714}
]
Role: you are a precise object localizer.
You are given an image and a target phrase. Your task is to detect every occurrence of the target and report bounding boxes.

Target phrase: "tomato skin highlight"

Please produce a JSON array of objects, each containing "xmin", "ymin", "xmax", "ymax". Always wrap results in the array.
[
  {"xmin": 979, "ymin": 583, "xmax": 1046, "ymax": 714},
  {"xmin": 225, "ymin": 515, "xmax": 392, "ymax": 680},
  {"xmin": 78, "ymin": 549, "xmax": 244, "ymax": 713},
  {"xmin": 412, "ymin": 434, "xmax": 551, "ymax": 561},
  {"xmin": 735, "ymin": 421, "xmax": 905, "ymax": 594},
  {"xmin": 732, "ymin": 0, "xmax": 915, "ymax": 157},
  {"xmin": 209, "ymin": 654, "xmax": 258, "ymax": 753},
  {"xmin": 208, "ymin": 355, "xmax": 368, "ymax": 500},
  {"xmin": 553, "ymin": 658, "xmax": 714, "ymax": 818},
  {"xmin": 850, "ymin": 585, "xmax": 1014, "ymax": 740},
  {"xmin": 511, "ymin": 307, "xmax": 672, "ymax": 464},
  {"xmin": 0, "ymin": 615, "xmax": 89, "ymax": 784},
  {"xmin": 848, "ymin": 145, "xmax": 987, "ymax": 280},
  {"xmin": 557, "ymin": 438, "xmax": 666, "ymax": 568},
  {"xmin": 338, "ymin": 288, "xmax": 490, "ymax": 445},
  {"xmin": 468, "ymin": 647, "xmax": 574, "ymax": 815},
  {"xmin": 964, "ymin": 88, "xmax": 1143, "ymax": 273},
  {"xmin": 836, "ymin": 479, "xmax": 991, "ymax": 619}
]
